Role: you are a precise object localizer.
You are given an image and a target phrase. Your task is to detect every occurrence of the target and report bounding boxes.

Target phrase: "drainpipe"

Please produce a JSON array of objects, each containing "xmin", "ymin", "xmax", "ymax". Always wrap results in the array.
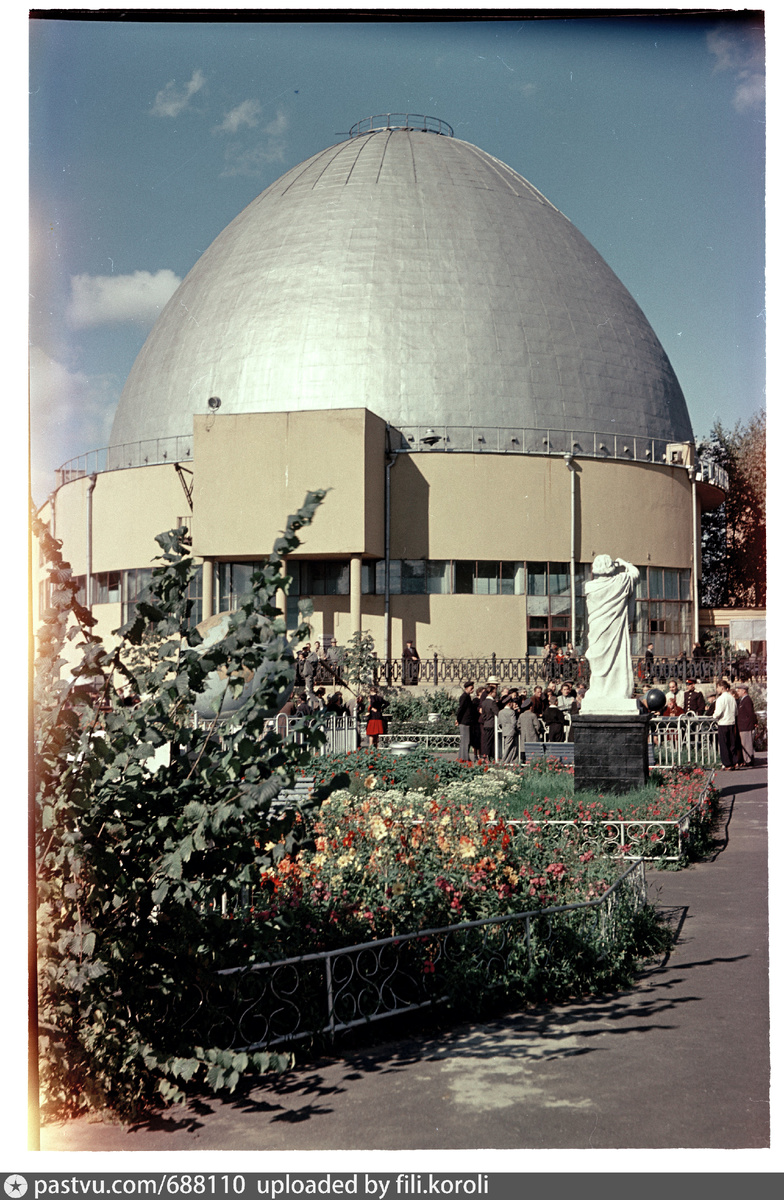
[
  {"xmin": 384, "ymin": 425, "xmax": 400, "ymax": 667},
  {"xmin": 86, "ymin": 473, "xmax": 97, "ymax": 610},
  {"xmin": 689, "ymin": 465, "xmax": 700, "ymax": 647},
  {"xmin": 564, "ymin": 454, "xmax": 577, "ymax": 643}
]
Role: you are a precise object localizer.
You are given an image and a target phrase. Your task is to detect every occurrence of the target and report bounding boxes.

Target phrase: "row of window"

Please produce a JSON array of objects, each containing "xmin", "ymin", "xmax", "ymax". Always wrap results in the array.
[{"xmin": 45, "ymin": 561, "xmax": 691, "ymax": 656}]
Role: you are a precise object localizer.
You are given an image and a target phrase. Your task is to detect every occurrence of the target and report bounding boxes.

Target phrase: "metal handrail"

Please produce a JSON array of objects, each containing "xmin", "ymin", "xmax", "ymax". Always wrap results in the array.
[
  {"xmin": 52, "ymin": 429, "xmax": 726, "ymax": 491},
  {"xmin": 348, "ymin": 113, "xmax": 454, "ymax": 138}
]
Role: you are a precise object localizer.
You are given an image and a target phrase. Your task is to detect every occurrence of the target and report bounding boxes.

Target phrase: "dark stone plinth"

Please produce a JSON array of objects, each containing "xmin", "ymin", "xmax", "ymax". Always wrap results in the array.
[{"xmin": 572, "ymin": 713, "xmax": 651, "ymax": 794}]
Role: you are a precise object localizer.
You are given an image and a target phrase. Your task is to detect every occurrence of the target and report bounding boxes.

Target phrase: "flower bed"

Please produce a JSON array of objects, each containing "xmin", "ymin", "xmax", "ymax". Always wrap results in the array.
[
  {"xmin": 244, "ymin": 771, "xmax": 671, "ymax": 1029},
  {"xmin": 259, "ymin": 762, "xmax": 685, "ymax": 956}
]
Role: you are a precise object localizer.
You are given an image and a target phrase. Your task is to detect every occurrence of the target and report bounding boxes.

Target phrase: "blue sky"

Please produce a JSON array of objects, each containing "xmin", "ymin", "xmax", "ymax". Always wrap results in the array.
[{"xmin": 28, "ymin": 8, "xmax": 766, "ymax": 504}]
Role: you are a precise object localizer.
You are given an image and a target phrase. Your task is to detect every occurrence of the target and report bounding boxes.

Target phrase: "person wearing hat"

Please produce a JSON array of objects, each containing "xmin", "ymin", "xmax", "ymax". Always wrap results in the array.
[
  {"xmin": 735, "ymin": 682, "xmax": 757, "ymax": 768},
  {"xmin": 683, "ymin": 678, "xmax": 706, "ymax": 716},
  {"xmin": 480, "ymin": 678, "xmax": 500, "ymax": 761}
]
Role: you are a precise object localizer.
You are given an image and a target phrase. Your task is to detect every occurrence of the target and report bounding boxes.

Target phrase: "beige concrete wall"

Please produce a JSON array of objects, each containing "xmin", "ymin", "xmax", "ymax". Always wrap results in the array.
[
  {"xmin": 298, "ymin": 594, "xmax": 527, "ymax": 661},
  {"xmin": 49, "ymin": 466, "xmax": 187, "ymax": 576},
  {"xmin": 391, "ymin": 452, "xmax": 692, "ymax": 566},
  {"xmin": 192, "ymin": 408, "xmax": 386, "ymax": 559}
]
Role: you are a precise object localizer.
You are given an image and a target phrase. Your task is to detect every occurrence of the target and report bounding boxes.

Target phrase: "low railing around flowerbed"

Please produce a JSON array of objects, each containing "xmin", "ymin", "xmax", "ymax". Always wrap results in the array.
[
  {"xmin": 200, "ymin": 858, "xmax": 647, "ymax": 1052},
  {"xmin": 508, "ymin": 770, "xmax": 716, "ymax": 862}
]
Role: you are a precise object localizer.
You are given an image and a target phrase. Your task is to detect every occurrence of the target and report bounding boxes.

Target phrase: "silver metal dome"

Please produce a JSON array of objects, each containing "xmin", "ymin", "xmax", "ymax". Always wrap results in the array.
[{"xmin": 109, "ymin": 123, "xmax": 693, "ymax": 449}]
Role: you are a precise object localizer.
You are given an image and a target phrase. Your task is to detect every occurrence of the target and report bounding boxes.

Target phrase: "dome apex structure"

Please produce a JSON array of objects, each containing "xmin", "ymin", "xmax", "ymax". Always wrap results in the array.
[{"xmin": 109, "ymin": 122, "xmax": 692, "ymax": 453}]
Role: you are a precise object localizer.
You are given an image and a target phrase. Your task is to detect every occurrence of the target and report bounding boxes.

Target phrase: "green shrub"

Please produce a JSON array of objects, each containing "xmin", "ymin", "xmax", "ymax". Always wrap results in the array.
[{"xmin": 33, "ymin": 492, "xmax": 345, "ymax": 1121}]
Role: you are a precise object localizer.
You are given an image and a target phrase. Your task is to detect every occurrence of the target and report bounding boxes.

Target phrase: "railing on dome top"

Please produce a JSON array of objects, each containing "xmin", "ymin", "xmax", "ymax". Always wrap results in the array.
[
  {"xmin": 53, "ymin": 428, "xmax": 727, "ymax": 492},
  {"xmin": 348, "ymin": 113, "xmax": 454, "ymax": 137}
]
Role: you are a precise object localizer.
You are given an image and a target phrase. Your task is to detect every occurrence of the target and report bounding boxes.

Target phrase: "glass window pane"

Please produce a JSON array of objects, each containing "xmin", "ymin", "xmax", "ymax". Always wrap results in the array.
[
  {"xmin": 526, "ymin": 595, "xmax": 549, "ymax": 617},
  {"xmin": 550, "ymin": 595, "xmax": 570, "ymax": 615},
  {"xmin": 527, "ymin": 631, "xmax": 548, "ymax": 654},
  {"xmin": 401, "ymin": 559, "xmax": 426, "ymax": 594},
  {"xmin": 475, "ymin": 561, "xmax": 498, "ymax": 595},
  {"xmin": 549, "ymin": 562, "xmax": 570, "ymax": 595},
  {"xmin": 527, "ymin": 562, "xmax": 547, "ymax": 596},
  {"xmin": 664, "ymin": 569, "xmax": 680, "ymax": 600},
  {"xmin": 426, "ymin": 560, "xmax": 451, "ymax": 594},
  {"xmin": 501, "ymin": 561, "xmax": 525, "ymax": 595},
  {"xmin": 361, "ymin": 563, "xmax": 375, "ymax": 594},
  {"xmin": 331, "ymin": 563, "xmax": 350, "ymax": 595},
  {"xmin": 287, "ymin": 560, "xmax": 301, "ymax": 595},
  {"xmin": 528, "ymin": 616, "xmax": 550, "ymax": 630},
  {"xmin": 375, "ymin": 560, "xmax": 401, "ymax": 594},
  {"xmin": 648, "ymin": 567, "xmax": 664, "ymax": 599},
  {"xmin": 680, "ymin": 569, "xmax": 691, "ymax": 601},
  {"xmin": 455, "ymin": 561, "xmax": 474, "ymax": 594}
]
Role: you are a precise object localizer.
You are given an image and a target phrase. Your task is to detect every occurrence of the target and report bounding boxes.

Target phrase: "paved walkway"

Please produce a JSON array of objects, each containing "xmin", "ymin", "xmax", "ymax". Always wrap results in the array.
[{"xmin": 40, "ymin": 759, "xmax": 770, "ymax": 1151}]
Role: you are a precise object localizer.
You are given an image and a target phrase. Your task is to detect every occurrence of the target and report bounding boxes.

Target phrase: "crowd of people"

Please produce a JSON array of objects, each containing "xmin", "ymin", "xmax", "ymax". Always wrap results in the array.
[
  {"xmin": 455, "ymin": 676, "xmax": 587, "ymax": 764},
  {"xmin": 283, "ymin": 641, "xmax": 760, "ymax": 770}
]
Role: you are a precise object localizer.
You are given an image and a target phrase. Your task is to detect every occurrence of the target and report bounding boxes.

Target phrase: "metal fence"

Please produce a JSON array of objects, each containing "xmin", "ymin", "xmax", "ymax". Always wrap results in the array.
[
  {"xmin": 649, "ymin": 715, "xmax": 719, "ymax": 767},
  {"xmin": 307, "ymin": 655, "xmax": 766, "ymax": 690},
  {"xmin": 203, "ymin": 858, "xmax": 646, "ymax": 1052},
  {"xmin": 507, "ymin": 771, "xmax": 716, "ymax": 862}
]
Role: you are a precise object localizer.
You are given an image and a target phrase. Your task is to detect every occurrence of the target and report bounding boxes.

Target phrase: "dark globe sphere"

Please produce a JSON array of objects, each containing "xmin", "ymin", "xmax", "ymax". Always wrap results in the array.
[{"xmin": 646, "ymin": 687, "xmax": 667, "ymax": 713}]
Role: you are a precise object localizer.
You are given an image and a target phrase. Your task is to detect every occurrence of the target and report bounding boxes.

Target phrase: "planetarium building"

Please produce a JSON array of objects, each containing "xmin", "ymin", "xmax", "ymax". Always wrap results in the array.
[{"xmin": 40, "ymin": 114, "xmax": 725, "ymax": 667}]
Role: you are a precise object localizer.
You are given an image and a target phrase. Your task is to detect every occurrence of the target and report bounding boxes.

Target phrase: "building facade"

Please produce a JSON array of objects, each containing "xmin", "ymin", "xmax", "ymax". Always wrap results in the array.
[{"xmin": 36, "ymin": 115, "xmax": 726, "ymax": 666}]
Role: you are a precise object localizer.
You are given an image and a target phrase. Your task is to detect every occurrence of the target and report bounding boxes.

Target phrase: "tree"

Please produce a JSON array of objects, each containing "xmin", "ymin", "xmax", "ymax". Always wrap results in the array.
[
  {"xmin": 33, "ymin": 491, "xmax": 344, "ymax": 1120},
  {"xmin": 698, "ymin": 411, "xmax": 766, "ymax": 608}
]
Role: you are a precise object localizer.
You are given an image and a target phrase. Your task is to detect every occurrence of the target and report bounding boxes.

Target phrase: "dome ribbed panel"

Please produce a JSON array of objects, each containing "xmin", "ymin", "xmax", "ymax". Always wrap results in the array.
[{"xmin": 110, "ymin": 130, "xmax": 693, "ymax": 448}]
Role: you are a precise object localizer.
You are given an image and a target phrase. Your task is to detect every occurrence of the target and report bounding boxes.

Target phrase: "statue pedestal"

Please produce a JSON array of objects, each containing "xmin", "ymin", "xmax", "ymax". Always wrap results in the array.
[{"xmin": 572, "ymin": 713, "xmax": 652, "ymax": 795}]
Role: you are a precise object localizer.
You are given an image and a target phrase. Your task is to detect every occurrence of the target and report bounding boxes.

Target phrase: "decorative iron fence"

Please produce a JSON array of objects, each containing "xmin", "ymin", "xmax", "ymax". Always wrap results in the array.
[
  {"xmin": 507, "ymin": 771, "xmax": 716, "ymax": 862},
  {"xmin": 302, "ymin": 655, "xmax": 766, "ymax": 691},
  {"xmin": 649, "ymin": 715, "xmax": 719, "ymax": 768},
  {"xmin": 201, "ymin": 858, "xmax": 646, "ymax": 1052}
]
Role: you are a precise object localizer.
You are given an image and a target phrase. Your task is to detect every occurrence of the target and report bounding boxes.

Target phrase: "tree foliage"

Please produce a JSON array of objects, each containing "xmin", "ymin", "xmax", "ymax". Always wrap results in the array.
[
  {"xmin": 33, "ymin": 491, "xmax": 339, "ymax": 1120},
  {"xmin": 698, "ymin": 410, "xmax": 766, "ymax": 607}
]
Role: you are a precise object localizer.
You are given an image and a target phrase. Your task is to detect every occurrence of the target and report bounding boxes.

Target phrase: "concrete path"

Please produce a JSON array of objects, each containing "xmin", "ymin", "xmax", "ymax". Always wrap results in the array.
[{"xmin": 40, "ymin": 759, "xmax": 770, "ymax": 1151}]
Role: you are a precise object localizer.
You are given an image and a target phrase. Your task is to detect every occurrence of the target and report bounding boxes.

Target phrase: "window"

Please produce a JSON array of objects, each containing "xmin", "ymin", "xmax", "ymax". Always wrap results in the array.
[
  {"xmin": 121, "ymin": 568, "xmax": 152, "ymax": 623},
  {"xmin": 94, "ymin": 572, "xmax": 122, "ymax": 605},
  {"xmin": 426, "ymin": 561, "xmax": 452, "ymax": 594},
  {"xmin": 526, "ymin": 562, "xmax": 576, "ymax": 653},
  {"xmin": 631, "ymin": 566, "xmax": 692, "ymax": 656},
  {"xmin": 217, "ymin": 562, "xmax": 264, "ymax": 611}
]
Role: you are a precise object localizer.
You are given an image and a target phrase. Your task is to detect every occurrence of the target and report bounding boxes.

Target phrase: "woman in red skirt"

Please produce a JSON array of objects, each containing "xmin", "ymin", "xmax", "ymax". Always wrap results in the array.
[{"xmin": 365, "ymin": 689, "xmax": 387, "ymax": 747}]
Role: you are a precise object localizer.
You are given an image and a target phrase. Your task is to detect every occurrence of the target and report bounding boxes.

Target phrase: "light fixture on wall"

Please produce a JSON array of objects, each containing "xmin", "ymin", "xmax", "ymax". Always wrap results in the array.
[
  {"xmin": 208, "ymin": 396, "xmax": 222, "ymax": 411},
  {"xmin": 421, "ymin": 429, "xmax": 442, "ymax": 446}
]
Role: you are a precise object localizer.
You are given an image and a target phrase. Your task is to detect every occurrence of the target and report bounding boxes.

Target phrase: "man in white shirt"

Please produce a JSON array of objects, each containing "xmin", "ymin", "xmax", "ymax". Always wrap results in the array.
[{"xmin": 714, "ymin": 679, "xmax": 739, "ymax": 770}]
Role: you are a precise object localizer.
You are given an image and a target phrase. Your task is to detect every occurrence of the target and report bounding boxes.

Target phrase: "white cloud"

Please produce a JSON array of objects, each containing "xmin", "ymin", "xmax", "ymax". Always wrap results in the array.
[
  {"xmin": 733, "ymin": 73, "xmax": 765, "ymax": 114},
  {"xmin": 150, "ymin": 69, "xmax": 206, "ymax": 118},
  {"xmin": 216, "ymin": 99, "xmax": 262, "ymax": 134},
  {"xmin": 219, "ymin": 109, "xmax": 290, "ymax": 177},
  {"xmin": 29, "ymin": 347, "xmax": 119, "ymax": 503},
  {"xmin": 706, "ymin": 23, "xmax": 764, "ymax": 113},
  {"xmin": 67, "ymin": 270, "xmax": 182, "ymax": 330}
]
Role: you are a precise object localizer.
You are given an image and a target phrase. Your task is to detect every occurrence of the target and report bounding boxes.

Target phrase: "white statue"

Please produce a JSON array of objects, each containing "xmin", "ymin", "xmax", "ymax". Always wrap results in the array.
[{"xmin": 580, "ymin": 555, "xmax": 640, "ymax": 715}]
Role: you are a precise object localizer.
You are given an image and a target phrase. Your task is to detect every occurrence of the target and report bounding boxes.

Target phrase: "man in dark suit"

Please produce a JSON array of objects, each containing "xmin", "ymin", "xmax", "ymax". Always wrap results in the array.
[
  {"xmin": 456, "ymin": 680, "xmax": 477, "ymax": 762},
  {"xmin": 735, "ymin": 683, "xmax": 757, "ymax": 767}
]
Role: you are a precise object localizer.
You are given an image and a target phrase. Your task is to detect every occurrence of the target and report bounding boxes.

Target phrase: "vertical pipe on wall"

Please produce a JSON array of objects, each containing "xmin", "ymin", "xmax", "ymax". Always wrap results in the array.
[
  {"xmin": 86, "ymin": 473, "xmax": 97, "ymax": 610},
  {"xmin": 565, "ymin": 454, "xmax": 577, "ymax": 644},
  {"xmin": 690, "ymin": 466, "xmax": 700, "ymax": 647},
  {"xmin": 384, "ymin": 427, "xmax": 399, "ymax": 663}
]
